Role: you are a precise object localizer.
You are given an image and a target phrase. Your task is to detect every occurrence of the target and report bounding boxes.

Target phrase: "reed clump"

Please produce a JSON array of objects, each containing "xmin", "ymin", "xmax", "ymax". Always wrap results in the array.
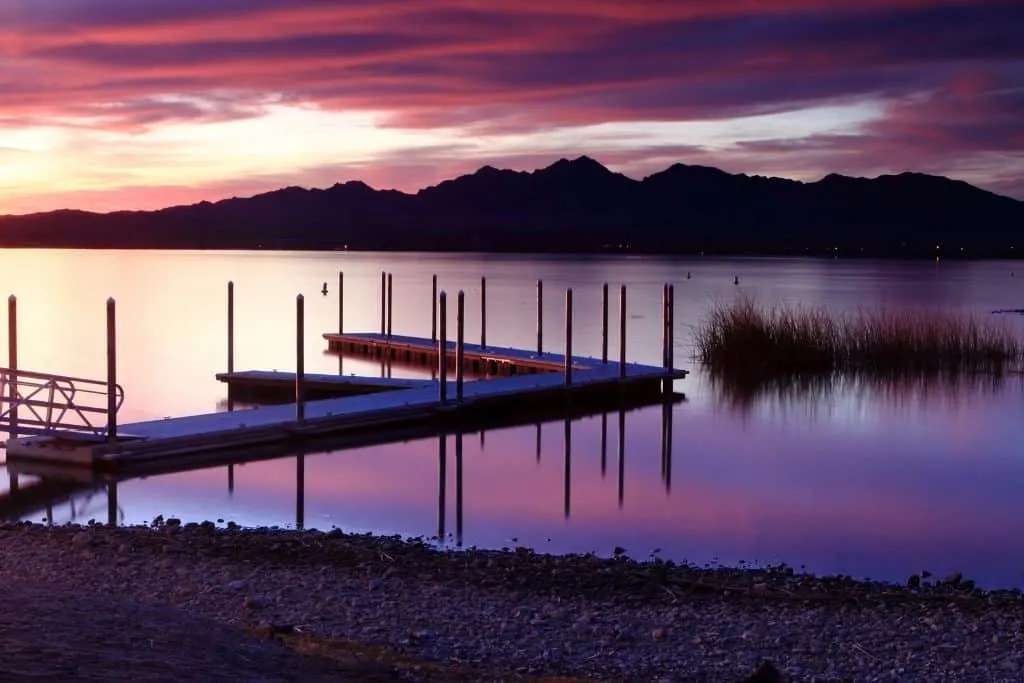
[{"xmin": 695, "ymin": 297, "xmax": 1022, "ymax": 380}]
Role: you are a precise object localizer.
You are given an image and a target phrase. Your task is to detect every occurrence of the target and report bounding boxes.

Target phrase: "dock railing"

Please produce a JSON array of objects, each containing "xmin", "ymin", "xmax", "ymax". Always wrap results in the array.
[{"xmin": 0, "ymin": 367, "xmax": 124, "ymax": 440}]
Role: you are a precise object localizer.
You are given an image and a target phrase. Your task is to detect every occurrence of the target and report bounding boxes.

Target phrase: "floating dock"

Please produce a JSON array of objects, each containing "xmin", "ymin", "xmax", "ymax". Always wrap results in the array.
[
  {"xmin": 6, "ymin": 338, "xmax": 684, "ymax": 472},
  {"xmin": 325, "ymin": 332, "xmax": 590, "ymax": 375},
  {"xmin": 3, "ymin": 276, "xmax": 685, "ymax": 475},
  {"xmin": 216, "ymin": 370, "xmax": 433, "ymax": 403}
]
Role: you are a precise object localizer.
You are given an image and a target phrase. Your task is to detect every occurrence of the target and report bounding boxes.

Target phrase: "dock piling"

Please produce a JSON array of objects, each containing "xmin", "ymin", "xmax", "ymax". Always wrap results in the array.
[
  {"xmin": 380, "ymin": 271, "xmax": 386, "ymax": 336},
  {"xmin": 668, "ymin": 284, "xmax": 675, "ymax": 370},
  {"xmin": 296, "ymin": 294, "xmax": 305, "ymax": 422},
  {"xmin": 106, "ymin": 297, "xmax": 117, "ymax": 446},
  {"xmin": 456, "ymin": 290, "xmax": 465, "ymax": 401},
  {"xmin": 564, "ymin": 288, "xmax": 573, "ymax": 385},
  {"xmin": 618, "ymin": 285, "xmax": 627, "ymax": 378},
  {"xmin": 342, "ymin": 272, "xmax": 350, "ymax": 335},
  {"xmin": 537, "ymin": 279, "xmax": 543, "ymax": 354},
  {"xmin": 386, "ymin": 272, "xmax": 393, "ymax": 340},
  {"xmin": 431, "ymin": 274, "xmax": 438, "ymax": 343},
  {"xmin": 7, "ymin": 295, "xmax": 17, "ymax": 438},
  {"xmin": 480, "ymin": 276, "xmax": 487, "ymax": 349},
  {"xmin": 438, "ymin": 291, "xmax": 447, "ymax": 402},
  {"xmin": 662, "ymin": 283, "xmax": 669, "ymax": 369},
  {"xmin": 227, "ymin": 281, "xmax": 234, "ymax": 374},
  {"xmin": 601, "ymin": 282, "xmax": 609, "ymax": 364}
]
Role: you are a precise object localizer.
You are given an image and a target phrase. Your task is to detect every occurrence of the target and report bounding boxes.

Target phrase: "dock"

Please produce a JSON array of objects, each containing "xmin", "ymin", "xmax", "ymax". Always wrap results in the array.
[
  {"xmin": 2, "ymin": 276, "xmax": 685, "ymax": 474},
  {"xmin": 7, "ymin": 352, "xmax": 684, "ymax": 471},
  {"xmin": 216, "ymin": 370, "xmax": 433, "ymax": 403},
  {"xmin": 325, "ymin": 332, "xmax": 591, "ymax": 375}
]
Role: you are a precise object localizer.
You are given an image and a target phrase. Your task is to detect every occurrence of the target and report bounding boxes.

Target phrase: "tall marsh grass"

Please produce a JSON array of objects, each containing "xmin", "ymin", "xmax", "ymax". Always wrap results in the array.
[{"xmin": 695, "ymin": 297, "xmax": 1023, "ymax": 381}]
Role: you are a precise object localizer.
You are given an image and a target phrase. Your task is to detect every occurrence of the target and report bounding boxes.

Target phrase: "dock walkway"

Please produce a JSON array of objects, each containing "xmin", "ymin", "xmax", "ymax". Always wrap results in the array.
[
  {"xmin": 6, "ymin": 332, "xmax": 685, "ymax": 471},
  {"xmin": 325, "ymin": 332, "xmax": 601, "ymax": 374}
]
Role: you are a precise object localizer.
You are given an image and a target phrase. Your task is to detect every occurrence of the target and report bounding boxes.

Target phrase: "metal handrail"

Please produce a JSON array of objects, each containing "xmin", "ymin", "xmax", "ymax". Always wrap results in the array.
[{"xmin": 0, "ymin": 367, "xmax": 124, "ymax": 439}]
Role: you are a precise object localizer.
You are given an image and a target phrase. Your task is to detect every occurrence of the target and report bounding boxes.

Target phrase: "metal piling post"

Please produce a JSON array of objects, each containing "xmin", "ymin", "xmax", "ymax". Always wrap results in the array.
[
  {"xmin": 456, "ymin": 290, "xmax": 465, "ymax": 401},
  {"xmin": 564, "ymin": 288, "xmax": 573, "ymax": 385},
  {"xmin": 296, "ymin": 294, "xmax": 305, "ymax": 422},
  {"xmin": 106, "ymin": 297, "xmax": 117, "ymax": 446},
  {"xmin": 438, "ymin": 291, "xmax": 447, "ymax": 402}
]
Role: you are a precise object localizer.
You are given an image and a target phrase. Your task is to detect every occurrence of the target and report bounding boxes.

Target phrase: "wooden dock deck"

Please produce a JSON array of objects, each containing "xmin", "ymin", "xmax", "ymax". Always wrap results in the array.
[
  {"xmin": 6, "ymin": 335, "xmax": 685, "ymax": 471},
  {"xmin": 325, "ymin": 332, "xmax": 598, "ymax": 375},
  {"xmin": 216, "ymin": 370, "xmax": 433, "ymax": 402}
]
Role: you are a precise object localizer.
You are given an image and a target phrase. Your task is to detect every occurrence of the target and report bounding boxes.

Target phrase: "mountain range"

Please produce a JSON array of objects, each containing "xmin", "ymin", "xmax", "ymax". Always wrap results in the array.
[{"xmin": 1, "ymin": 156, "xmax": 1021, "ymax": 256}]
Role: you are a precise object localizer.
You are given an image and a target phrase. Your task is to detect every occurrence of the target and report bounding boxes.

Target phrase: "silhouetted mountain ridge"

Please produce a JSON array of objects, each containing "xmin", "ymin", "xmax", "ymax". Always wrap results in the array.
[{"xmin": 0, "ymin": 156, "xmax": 1020, "ymax": 256}]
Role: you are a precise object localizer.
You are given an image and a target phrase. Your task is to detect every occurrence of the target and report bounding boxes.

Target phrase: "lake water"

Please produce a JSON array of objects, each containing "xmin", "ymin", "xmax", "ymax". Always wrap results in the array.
[{"xmin": 2, "ymin": 250, "xmax": 1023, "ymax": 588}]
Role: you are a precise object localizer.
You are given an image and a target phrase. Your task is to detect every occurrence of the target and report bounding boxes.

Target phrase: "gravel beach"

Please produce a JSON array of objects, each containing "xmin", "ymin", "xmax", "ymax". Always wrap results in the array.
[{"xmin": 0, "ymin": 521, "xmax": 1021, "ymax": 682}]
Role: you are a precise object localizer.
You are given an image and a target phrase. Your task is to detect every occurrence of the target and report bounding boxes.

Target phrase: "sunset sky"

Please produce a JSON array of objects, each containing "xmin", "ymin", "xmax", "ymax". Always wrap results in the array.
[{"xmin": 0, "ymin": 0, "xmax": 1021, "ymax": 215}]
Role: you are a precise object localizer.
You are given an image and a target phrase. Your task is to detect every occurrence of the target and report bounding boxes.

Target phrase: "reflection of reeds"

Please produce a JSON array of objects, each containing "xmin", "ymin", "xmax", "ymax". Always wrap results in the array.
[
  {"xmin": 706, "ymin": 366, "xmax": 1013, "ymax": 414},
  {"xmin": 696, "ymin": 297, "xmax": 1022, "ymax": 379}
]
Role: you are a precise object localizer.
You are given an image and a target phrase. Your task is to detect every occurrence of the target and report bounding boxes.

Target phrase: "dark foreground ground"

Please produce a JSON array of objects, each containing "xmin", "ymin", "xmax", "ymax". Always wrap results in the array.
[{"xmin": 0, "ymin": 521, "xmax": 1020, "ymax": 682}]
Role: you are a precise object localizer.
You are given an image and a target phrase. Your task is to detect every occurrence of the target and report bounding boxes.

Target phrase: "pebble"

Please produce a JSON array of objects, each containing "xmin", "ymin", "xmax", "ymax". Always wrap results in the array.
[{"xmin": 0, "ymin": 522, "xmax": 1021, "ymax": 682}]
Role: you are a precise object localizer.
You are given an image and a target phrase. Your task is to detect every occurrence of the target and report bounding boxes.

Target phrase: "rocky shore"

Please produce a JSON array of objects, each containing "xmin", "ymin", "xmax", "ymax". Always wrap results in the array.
[{"xmin": 0, "ymin": 520, "xmax": 1021, "ymax": 682}]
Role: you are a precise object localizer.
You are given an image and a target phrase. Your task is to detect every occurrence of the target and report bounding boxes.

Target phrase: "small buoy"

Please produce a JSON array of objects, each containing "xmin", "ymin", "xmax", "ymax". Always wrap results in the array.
[
  {"xmin": 321, "ymin": 281, "xmax": 328, "ymax": 295},
  {"xmin": 686, "ymin": 272, "xmax": 691, "ymax": 280},
  {"xmin": 734, "ymin": 276, "xmax": 739, "ymax": 285}
]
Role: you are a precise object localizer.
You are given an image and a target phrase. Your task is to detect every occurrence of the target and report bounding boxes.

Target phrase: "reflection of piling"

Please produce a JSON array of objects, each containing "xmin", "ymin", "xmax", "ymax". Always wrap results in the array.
[
  {"xmin": 455, "ymin": 432, "xmax": 463, "ymax": 546},
  {"xmin": 601, "ymin": 282, "xmax": 609, "ymax": 364},
  {"xmin": 296, "ymin": 453, "xmax": 305, "ymax": 530},
  {"xmin": 563, "ymin": 418, "xmax": 572, "ymax": 519},
  {"xmin": 227, "ymin": 281, "xmax": 234, "ymax": 373},
  {"xmin": 8, "ymin": 295, "xmax": 17, "ymax": 439},
  {"xmin": 107, "ymin": 481, "xmax": 118, "ymax": 527},
  {"xmin": 535, "ymin": 423, "xmax": 541, "ymax": 462},
  {"xmin": 661, "ymin": 399, "xmax": 673, "ymax": 493},
  {"xmin": 438, "ymin": 292, "xmax": 447, "ymax": 402},
  {"xmin": 438, "ymin": 433, "xmax": 447, "ymax": 541},
  {"xmin": 564, "ymin": 288, "xmax": 573, "ymax": 385},
  {"xmin": 600, "ymin": 412, "xmax": 607, "ymax": 477},
  {"xmin": 456, "ymin": 291, "xmax": 465, "ymax": 401},
  {"xmin": 228, "ymin": 464, "xmax": 234, "ymax": 495},
  {"xmin": 295, "ymin": 294, "xmax": 305, "ymax": 422},
  {"xmin": 617, "ymin": 409, "xmax": 626, "ymax": 507},
  {"xmin": 106, "ymin": 298, "xmax": 117, "ymax": 446},
  {"xmin": 536, "ymin": 279, "xmax": 543, "ymax": 354}
]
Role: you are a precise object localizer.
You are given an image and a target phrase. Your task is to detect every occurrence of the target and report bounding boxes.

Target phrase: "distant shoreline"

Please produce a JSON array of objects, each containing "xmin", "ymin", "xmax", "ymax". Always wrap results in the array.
[
  {"xmin": 0, "ymin": 244, "xmax": 1022, "ymax": 259},
  {"xmin": 1, "ymin": 157, "xmax": 1020, "ymax": 260}
]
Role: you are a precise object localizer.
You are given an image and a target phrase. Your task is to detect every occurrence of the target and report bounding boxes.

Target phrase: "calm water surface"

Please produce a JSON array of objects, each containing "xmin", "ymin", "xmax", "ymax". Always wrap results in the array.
[{"xmin": 2, "ymin": 250, "xmax": 1023, "ymax": 588}]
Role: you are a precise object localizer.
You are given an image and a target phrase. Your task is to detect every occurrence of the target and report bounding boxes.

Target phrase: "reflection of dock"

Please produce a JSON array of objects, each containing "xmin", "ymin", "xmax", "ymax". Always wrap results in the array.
[{"xmin": 0, "ymin": 474, "xmax": 103, "ymax": 523}]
